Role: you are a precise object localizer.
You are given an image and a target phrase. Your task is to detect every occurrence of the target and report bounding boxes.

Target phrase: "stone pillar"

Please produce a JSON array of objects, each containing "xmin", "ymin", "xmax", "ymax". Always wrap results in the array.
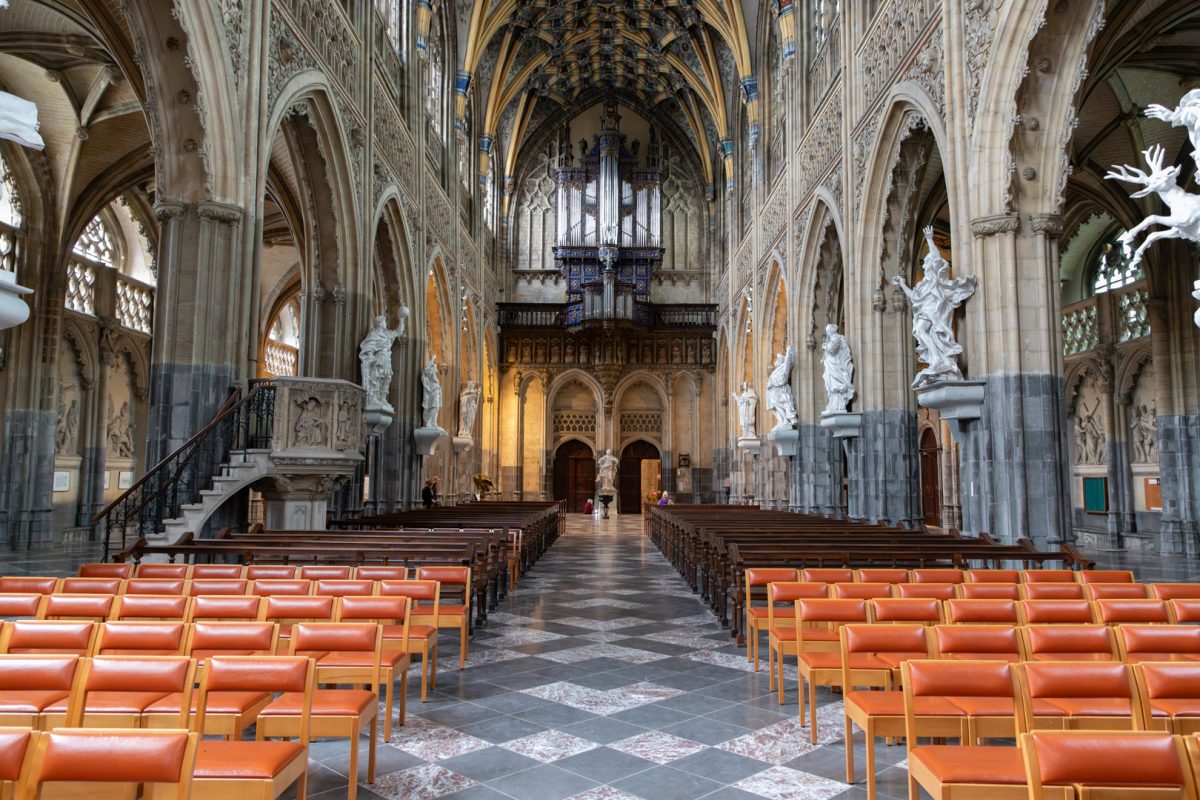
[
  {"xmin": 851, "ymin": 409, "xmax": 921, "ymax": 526},
  {"xmin": 147, "ymin": 201, "xmax": 246, "ymax": 467},
  {"xmin": 78, "ymin": 320, "xmax": 114, "ymax": 527}
]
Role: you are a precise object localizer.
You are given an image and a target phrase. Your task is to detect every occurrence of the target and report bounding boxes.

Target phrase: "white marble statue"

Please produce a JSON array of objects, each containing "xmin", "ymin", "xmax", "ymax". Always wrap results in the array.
[
  {"xmin": 1106, "ymin": 144, "xmax": 1200, "ymax": 271},
  {"xmin": 764, "ymin": 346, "xmax": 797, "ymax": 431},
  {"xmin": 891, "ymin": 226, "xmax": 977, "ymax": 389},
  {"xmin": 0, "ymin": 92, "xmax": 42, "ymax": 151},
  {"xmin": 421, "ymin": 355, "xmax": 442, "ymax": 428},
  {"xmin": 1146, "ymin": 90, "xmax": 1200, "ymax": 164},
  {"xmin": 821, "ymin": 324, "xmax": 856, "ymax": 414},
  {"xmin": 457, "ymin": 381, "xmax": 481, "ymax": 437},
  {"xmin": 732, "ymin": 381, "xmax": 758, "ymax": 439},
  {"xmin": 358, "ymin": 309, "xmax": 409, "ymax": 407},
  {"xmin": 597, "ymin": 448, "xmax": 618, "ymax": 493}
]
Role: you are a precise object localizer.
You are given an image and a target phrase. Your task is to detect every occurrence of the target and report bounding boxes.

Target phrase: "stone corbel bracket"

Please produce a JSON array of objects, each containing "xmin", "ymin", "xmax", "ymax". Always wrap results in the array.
[{"xmin": 915, "ymin": 380, "xmax": 987, "ymax": 443}]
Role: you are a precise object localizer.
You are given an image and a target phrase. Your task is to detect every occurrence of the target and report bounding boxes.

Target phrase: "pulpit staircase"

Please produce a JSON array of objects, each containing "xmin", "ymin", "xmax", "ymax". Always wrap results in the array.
[{"xmin": 91, "ymin": 381, "xmax": 278, "ymax": 560}]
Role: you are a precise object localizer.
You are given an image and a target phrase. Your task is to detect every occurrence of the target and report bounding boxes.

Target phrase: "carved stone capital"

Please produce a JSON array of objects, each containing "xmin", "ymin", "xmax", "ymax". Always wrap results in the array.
[
  {"xmin": 1027, "ymin": 213, "xmax": 1065, "ymax": 236},
  {"xmin": 153, "ymin": 201, "xmax": 187, "ymax": 222},
  {"xmin": 197, "ymin": 202, "xmax": 243, "ymax": 224},
  {"xmin": 970, "ymin": 214, "xmax": 1021, "ymax": 238}
]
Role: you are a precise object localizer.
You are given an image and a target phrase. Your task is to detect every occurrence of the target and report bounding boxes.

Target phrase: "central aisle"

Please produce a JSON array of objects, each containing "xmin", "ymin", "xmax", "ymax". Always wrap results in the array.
[{"xmin": 330, "ymin": 514, "xmax": 903, "ymax": 800}]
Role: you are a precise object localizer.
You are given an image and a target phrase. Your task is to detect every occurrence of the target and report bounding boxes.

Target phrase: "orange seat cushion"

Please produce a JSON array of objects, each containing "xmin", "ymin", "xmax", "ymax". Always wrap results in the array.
[
  {"xmin": 797, "ymin": 653, "xmax": 887, "ymax": 671},
  {"xmin": 398, "ymin": 625, "xmax": 436, "ymax": 641},
  {"xmin": 261, "ymin": 690, "xmax": 375, "ymax": 717},
  {"xmin": 1150, "ymin": 700, "xmax": 1200, "ymax": 717},
  {"xmin": 315, "ymin": 651, "xmax": 408, "ymax": 670},
  {"xmin": 875, "ymin": 653, "xmax": 928, "ymax": 670},
  {"xmin": 847, "ymin": 691, "xmax": 961, "ymax": 717},
  {"xmin": 45, "ymin": 692, "xmax": 169, "ymax": 715},
  {"xmin": 146, "ymin": 691, "xmax": 270, "ymax": 716},
  {"xmin": 945, "ymin": 653, "xmax": 1020, "ymax": 662},
  {"xmin": 0, "ymin": 691, "xmax": 68, "ymax": 713},
  {"xmin": 946, "ymin": 697, "xmax": 1015, "ymax": 717},
  {"xmin": 416, "ymin": 603, "xmax": 466, "ymax": 615},
  {"xmin": 911, "ymin": 745, "xmax": 1025, "ymax": 783},
  {"xmin": 1029, "ymin": 653, "xmax": 1114, "ymax": 662},
  {"xmin": 1042, "ymin": 698, "xmax": 1132, "ymax": 717},
  {"xmin": 194, "ymin": 741, "xmax": 306, "ymax": 779}
]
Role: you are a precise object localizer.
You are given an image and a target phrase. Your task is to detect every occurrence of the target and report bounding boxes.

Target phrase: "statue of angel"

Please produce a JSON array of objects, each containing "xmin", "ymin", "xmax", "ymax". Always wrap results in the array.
[
  {"xmin": 891, "ymin": 227, "xmax": 977, "ymax": 389},
  {"xmin": 1146, "ymin": 90, "xmax": 1200, "ymax": 164}
]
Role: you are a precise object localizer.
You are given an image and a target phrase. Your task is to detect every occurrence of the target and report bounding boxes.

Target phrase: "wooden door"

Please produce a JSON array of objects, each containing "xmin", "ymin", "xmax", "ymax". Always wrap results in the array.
[
  {"xmin": 553, "ymin": 441, "xmax": 596, "ymax": 512},
  {"xmin": 919, "ymin": 427, "xmax": 941, "ymax": 527},
  {"xmin": 619, "ymin": 440, "xmax": 660, "ymax": 514}
]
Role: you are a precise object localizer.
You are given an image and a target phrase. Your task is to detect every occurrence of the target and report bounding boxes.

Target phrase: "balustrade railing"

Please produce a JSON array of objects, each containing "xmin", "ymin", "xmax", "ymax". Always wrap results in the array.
[
  {"xmin": 499, "ymin": 302, "xmax": 716, "ymax": 330},
  {"xmin": 807, "ymin": 17, "xmax": 841, "ymax": 116},
  {"xmin": 115, "ymin": 277, "xmax": 153, "ymax": 333},
  {"xmin": 91, "ymin": 380, "xmax": 278, "ymax": 559},
  {"xmin": 1061, "ymin": 282, "xmax": 1151, "ymax": 358},
  {"xmin": 651, "ymin": 304, "xmax": 718, "ymax": 328},
  {"xmin": 264, "ymin": 341, "xmax": 299, "ymax": 377}
]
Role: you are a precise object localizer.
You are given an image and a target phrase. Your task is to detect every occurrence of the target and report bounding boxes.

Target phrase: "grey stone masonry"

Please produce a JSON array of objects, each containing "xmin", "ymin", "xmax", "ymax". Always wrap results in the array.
[
  {"xmin": 851, "ymin": 409, "xmax": 921, "ymax": 527},
  {"xmin": 1157, "ymin": 414, "xmax": 1200, "ymax": 556},
  {"xmin": 1, "ymin": 409, "xmax": 55, "ymax": 548},
  {"xmin": 957, "ymin": 374, "xmax": 1072, "ymax": 548},
  {"xmin": 795, "ymin": 423, "xmax": 844, "ymax": 516}
]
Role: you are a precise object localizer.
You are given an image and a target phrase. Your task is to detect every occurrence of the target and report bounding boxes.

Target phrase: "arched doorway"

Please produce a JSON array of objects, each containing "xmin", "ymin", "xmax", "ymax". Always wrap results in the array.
[
  {"xmin": 553, "ymin": 440, "xmax": 595, "ymax": 513},
  {"xmin": 619, "ymin": 440, "xmax": 660, "ymax": 514},
  {"xmin": 919, "ymin": 428, "xmax": 941, "ymax": 527}
]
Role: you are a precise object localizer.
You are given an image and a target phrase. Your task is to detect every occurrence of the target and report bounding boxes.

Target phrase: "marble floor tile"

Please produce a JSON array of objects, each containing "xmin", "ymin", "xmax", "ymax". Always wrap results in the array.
[
  {"xmin": 730, "ymin": 766, "xmax": 849, "ymax": 800},
  {"xmin": 369, "ymin": 763, "xmax": 478, "ymax": 800},
  {"xmin": 500, "ymin": 730, "xmax": 600, "ymax": 763},
  {"xmin": 606, "ymin": 731, "xmax": 708, "ymax": 765},
  {"xmin": 717, "ymin": 719, "xmax": 823, "ymax": 764}
]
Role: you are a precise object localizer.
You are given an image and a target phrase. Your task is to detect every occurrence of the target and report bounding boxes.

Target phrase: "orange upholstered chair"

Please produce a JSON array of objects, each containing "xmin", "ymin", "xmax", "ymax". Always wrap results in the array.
[
  {"xmin": 966, "ymin": 569, "xmax": 1021, "ymax": 584},
  {"xmin": 1019, "ymin": 730, "xmax": 1194, "ymax": 800},
  {"xmin": 1087, "ymin": 583, "xmax": 1151, "ymax": 601},
  {"xmin": 1016, "ymin": 661, "xmax": 1139, "ymax": 731},
  {"xmin": 764, "ymin": 582, "xmax": 830, "ymax": 697},
  {"xmin": 189, "ymin": 595, "xmax": 262, "ymax": 622},
  {"xmin": 1017, "ymin": 599, "xmax": 1097, "ymax": 625},
  {"xmin": 1021, "ymin": 582, "xmax": 1086, "ymax": 600},
  {"xmin": 1021, "ymin": 569, "xmax": 1078, "ymax": 584},
  {"xmin": 1095, "ymin": 599, "xmax": 1171, "ymax": 626},
  {"xmin": 314, "ymin": 579, "xmax": 375, "ymax": 598},
  {"xmin": 1169, "ymin": 599, "xmax": 1200, "ymax": 624},
  {"xmin": 743, "ymin": 568, "xmax": 800, "ymax": 669},
  {"xmin": 263, "ymin": 624, "xmax": 381, "ymax": 800},
  {"xmin": 856, "ymin": 568, "xmax": 909, "ymax": 584},
  {"xmin": 415, "ymin": 566, "xmax": 472, "ymax": 668},
  {"xmin": 0, "ymin": 578, "xmax": 57, "ymax": 595},
  {"xmin": 802, "ymin": 568, "xmax": 854, "ymax": 583},
  {"xmin": 354, "ymin": 566, "xmax": 408, "ymax": 581},
  {"xmin": 833, "ymin": 582, "xmax": 893, "ymax": 600},
  {"xmin": 793, "ymin": 599, "xmax": 871, "ymax": 724},
  {"xmin": 94, "ymin": 621, "xmax": 187, "ymax": 656},
  {"xmin": 870, "ymin": 597, "xmax": 943, "ymax": 627},
  {"xmin": 298, "ymin": 565, "xmax": 352, "ymax": 581},
  {"xmin": 185, "ymin": 621, "xmax": 279, "ymax": 662},
  {"xmin": 378, "ymin": 580, "xmax": 440, "ymax": 701},
  {"xmin": 1154, "ymin": 584, "xmax": 1200, "ymax": 602},
  {"xmin": 47, "ymin": 655, "xmax": 195, "ymax": 729},
  {"xmin": 77, "ymin": 563, "xmax": 133, "ymax": 580},
  {"xmin": 1134, "ymin": 663, "xmax": 1200, "ymax": 735},
  {"xmin": 958, "ymin": 583, "xmax": 1021, "ymax": 600},
  {"xmin": 895, "ymin": 582, "xmax": 958, "ymax": 601},
  {"xmin": 944, "ymin": 599, "xmax": 1019, "ymax": 625},
  {"xmin": 840, "ymin": 624, "xmax": 934, "ymax": 800},
  {"xmin": 911, "ymin": 569, "xmax": 965, "ymax": 585},
  {"xmin": 0, "ymin": 620, "xmax": 96, "ymax": 655},
  {"xmin": 0, "ymin": 728, "xmax": 34, "ymax": 792},
  {"xmin": 902, "ymin": 660, "xmax": 1027, "ymax": 800},
  {"xmin": 189, "ymin": 579, "xmax": 249, "ymax": 596},
  {"xmin": 1079, "ymin": 570, "xmax": 1136, "ymax": 584},
  {"xmin": 259, "ymin": 595, "xmax": 336, "ymax": 651},
  {"xmin": 244, "ymin": 565, "xmax": 298, "ymax": 580},
  {"xmin": 58, "ymin": 577, "xmax": 122, "ymax": 595},
  {"xmin": 1117, "ymin": 625, "xmax": 1200, "ymax": 663},
  {"xmin": 0, "ymin": 654, "xmax": 83, "ymax": 728},
  {"xmin": 251, "ymin": 579, "xmax": 312, "ymax": 597},
  {"xmin": 189, "ymin": 565, "xmax": 244, "ymax": 579},
  {"xmin": 123, "ymin": 578, "xmax": 189, "ymax": 597},
  {"xmin": 110, "ymin": 594, "xmax": 190, "ymax": 621},
  {"xmin": 0, "ymin": 594, "xmax": 45, "ymax": 620},
  {"xmin": 1020, "ymin": 624, "xmax": 1118, "ymax": 662},
  {"xmin": 18, "ymin": 728, "xmax": 198, "ymax": 800},
  {"xmin": 38, "ymin": 594, "xmax": 115, "ymax": 622},
  {"xmin": 135, "ymin": 563, "xmax": 191, "ymax": 579},
  {"xmin": 334, "ymin": 595, "xmax": 412, "ymax": 738},
  {"xmin": 933, "ymin": 624, "xmax": 1023, "ymax": 662},
  {"xmin": 190, "ymin": 656, "xmax": 313, "ymax": 800}
]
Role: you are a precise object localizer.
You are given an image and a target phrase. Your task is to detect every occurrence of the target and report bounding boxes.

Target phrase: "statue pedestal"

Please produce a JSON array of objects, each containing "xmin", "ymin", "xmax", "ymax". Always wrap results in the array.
[
  {"xmin": 362, "ymin": 402, "xmax": 394, "ymax": 437},
  {"xmin": 598, "ymin": 493, "xmax": 614, "ymax": 519},
  {"xmin": 736, "ymin": 437, "xmax": 761, "ymax": 456},
  {"xmin": 916, "ymin": 380, "xmax": 986, "ymax": 442},
  {"xmin": 766, "ymin": 427, "xmax": 799, "ymax": 457},
  {"xmin": 452, "ymin": 435, "xmax": 473, "ymax": 454},
  {"xmin": 820, "ymin": 411, "xmax": 863, "ymax": 439},
  {"xmin": 1193, "ymin": 279, "xmax": 1200, "ymax": 328},
  {"xmin": 414, "ymin": 426, "xmax": 447, "ymax": 456}
]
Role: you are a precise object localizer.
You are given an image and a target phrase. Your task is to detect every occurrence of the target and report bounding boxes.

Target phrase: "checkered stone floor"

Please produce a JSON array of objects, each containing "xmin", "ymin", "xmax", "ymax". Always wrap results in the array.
[{"xmin": 310, "ymin": 514, "xmax": 913, "ymax": 800}]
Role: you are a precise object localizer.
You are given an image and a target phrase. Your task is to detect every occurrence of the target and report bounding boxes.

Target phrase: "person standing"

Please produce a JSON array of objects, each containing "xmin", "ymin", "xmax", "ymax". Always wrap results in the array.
[{"xmin": 421, "ymin": 479, "xmax": 435, "ymax": 508}]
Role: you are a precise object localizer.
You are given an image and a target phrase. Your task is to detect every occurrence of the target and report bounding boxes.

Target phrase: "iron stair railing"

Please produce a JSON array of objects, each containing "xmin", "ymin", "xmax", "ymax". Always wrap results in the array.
[{"xmin": 91, "ymin": 380, "xmax": 278, "ymax": 560}]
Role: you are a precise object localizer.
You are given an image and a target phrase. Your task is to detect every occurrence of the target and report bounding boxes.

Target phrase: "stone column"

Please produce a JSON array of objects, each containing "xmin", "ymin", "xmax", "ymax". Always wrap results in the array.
[
  {"xmin": 147, "ymin": 201, "xmax": 246, "ymax": 467},
  {"xmin": 78, "ymin": 320, "xmax": 114, "ymax": 527}
]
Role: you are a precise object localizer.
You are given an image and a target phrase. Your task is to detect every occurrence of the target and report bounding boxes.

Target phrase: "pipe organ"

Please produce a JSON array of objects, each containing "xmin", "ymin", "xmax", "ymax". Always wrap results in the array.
[{"xmin": 554, "ymin": 101, "xmax": 665, "ymax": 329}]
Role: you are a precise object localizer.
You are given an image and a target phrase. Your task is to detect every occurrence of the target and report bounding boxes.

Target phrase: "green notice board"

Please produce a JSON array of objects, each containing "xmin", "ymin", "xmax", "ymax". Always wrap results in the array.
[{"xmin": 1083, "ymin": 477, "xmax": 1108, "ymax": 514}]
